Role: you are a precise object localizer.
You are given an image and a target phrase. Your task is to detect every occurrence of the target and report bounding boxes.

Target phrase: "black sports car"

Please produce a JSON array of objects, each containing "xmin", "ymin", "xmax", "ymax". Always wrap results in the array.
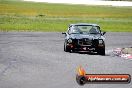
[{"xmin": 62, "ymin": 23, "xmax": 106, "ymax": 55}]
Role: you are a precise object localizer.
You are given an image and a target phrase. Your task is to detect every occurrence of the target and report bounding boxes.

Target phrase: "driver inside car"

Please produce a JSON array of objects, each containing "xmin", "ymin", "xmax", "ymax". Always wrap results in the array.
[
  {"xmin": 89, "ymin": 27, "xmax": 100, "ymax": 34},
  {"xmin": 70, "ymin": 26, "xmax": 81, "ymax": 34}
]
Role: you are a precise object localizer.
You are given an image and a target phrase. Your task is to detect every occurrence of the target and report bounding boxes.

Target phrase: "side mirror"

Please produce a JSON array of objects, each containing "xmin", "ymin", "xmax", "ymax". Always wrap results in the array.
[
  {"xmin": 62, "ymin": 32, "xmax": 66, "ymax": 34},
  {"xmin": 102, "ymin": 32, "xmax": 106, "ymax": 35}
]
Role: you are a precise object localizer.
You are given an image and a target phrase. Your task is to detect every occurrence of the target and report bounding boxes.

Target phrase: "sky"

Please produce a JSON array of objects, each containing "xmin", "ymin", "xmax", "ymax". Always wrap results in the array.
[{"xmin": 24, "ymin": 0, "xmax": 132, "ymax": 6}]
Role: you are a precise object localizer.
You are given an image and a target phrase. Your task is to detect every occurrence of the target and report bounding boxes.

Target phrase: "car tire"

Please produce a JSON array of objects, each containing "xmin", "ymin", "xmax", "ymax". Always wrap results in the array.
[
  {"xmin": 97, "ymin": 47, "xmax": 105, "ymax": 55},
  {"xmin": 64, "ymin": 42, "xmax": 70, "ymax": 52}
]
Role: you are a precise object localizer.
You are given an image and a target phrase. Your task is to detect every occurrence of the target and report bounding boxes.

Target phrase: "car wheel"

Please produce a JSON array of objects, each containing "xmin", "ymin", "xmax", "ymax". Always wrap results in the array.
[
  {"xmin": 97, "ymin": 47, "xmax": 105, "ymax": 55},
  {"xmin": 64, "ymin": 42, "xmax": 70, "ymax": 52}
]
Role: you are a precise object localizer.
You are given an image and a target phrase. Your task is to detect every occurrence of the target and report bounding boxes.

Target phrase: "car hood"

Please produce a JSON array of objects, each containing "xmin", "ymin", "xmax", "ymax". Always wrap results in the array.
[{"xmin": 69, "ymin": 34, "xmax": 104, "ymax": 40}]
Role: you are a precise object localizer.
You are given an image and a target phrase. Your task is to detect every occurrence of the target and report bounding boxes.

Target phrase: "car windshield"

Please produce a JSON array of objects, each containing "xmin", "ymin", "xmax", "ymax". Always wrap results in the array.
[
  {"xmin": 71, "ymin": 25, "xmax": 100, "ymax": 34},
  {"xmin": 69, "ymin": 26, "xmax": 80, "ymax": 34}
]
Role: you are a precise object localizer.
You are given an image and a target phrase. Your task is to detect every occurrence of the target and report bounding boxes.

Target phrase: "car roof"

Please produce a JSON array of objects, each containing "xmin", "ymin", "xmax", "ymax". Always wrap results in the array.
[{"xmin": 69, "ymin": 23, "xmax": 99, "ymax": 27}]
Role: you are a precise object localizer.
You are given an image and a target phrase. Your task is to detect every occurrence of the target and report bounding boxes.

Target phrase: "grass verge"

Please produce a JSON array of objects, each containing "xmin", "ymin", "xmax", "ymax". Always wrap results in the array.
[{"xmin": 0, "ymin": 0, "xmax": 132, "ymax": 32}]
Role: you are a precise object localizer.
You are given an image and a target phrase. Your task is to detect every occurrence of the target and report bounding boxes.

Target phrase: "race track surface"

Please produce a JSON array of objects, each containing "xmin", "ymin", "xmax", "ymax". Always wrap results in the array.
[{"xmin": 0, "ymin": 32, "xmax": 132, "ymax": 88}]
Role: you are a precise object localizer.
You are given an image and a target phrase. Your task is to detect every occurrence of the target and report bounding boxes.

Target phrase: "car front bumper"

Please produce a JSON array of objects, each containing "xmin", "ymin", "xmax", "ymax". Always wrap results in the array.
[{"xmin": 67, "ymin": 43, "xmax": 105, "ymax": 51}]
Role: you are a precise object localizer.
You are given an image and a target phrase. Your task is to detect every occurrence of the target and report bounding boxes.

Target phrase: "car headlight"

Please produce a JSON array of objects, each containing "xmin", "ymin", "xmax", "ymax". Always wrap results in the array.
[
  {"xmin": 99, "ymin": 40, "xmax": 103, "ymax": 44},
  {"xmin": 68, "ymin": 39, "xmax": 72, "ymax": 43}
]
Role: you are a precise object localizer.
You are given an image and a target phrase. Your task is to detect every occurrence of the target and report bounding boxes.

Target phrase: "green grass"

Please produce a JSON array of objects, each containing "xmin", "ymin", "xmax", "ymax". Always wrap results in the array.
[{"xmin": 0, "ymin": 0, "xmax": 132, "ymax": 32}]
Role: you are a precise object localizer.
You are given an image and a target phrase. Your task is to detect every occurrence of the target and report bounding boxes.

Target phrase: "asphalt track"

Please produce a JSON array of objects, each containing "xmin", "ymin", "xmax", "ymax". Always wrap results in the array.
[{"xmin": 0, "ymin": 32, "xmax": 132, "ymax": 88}]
